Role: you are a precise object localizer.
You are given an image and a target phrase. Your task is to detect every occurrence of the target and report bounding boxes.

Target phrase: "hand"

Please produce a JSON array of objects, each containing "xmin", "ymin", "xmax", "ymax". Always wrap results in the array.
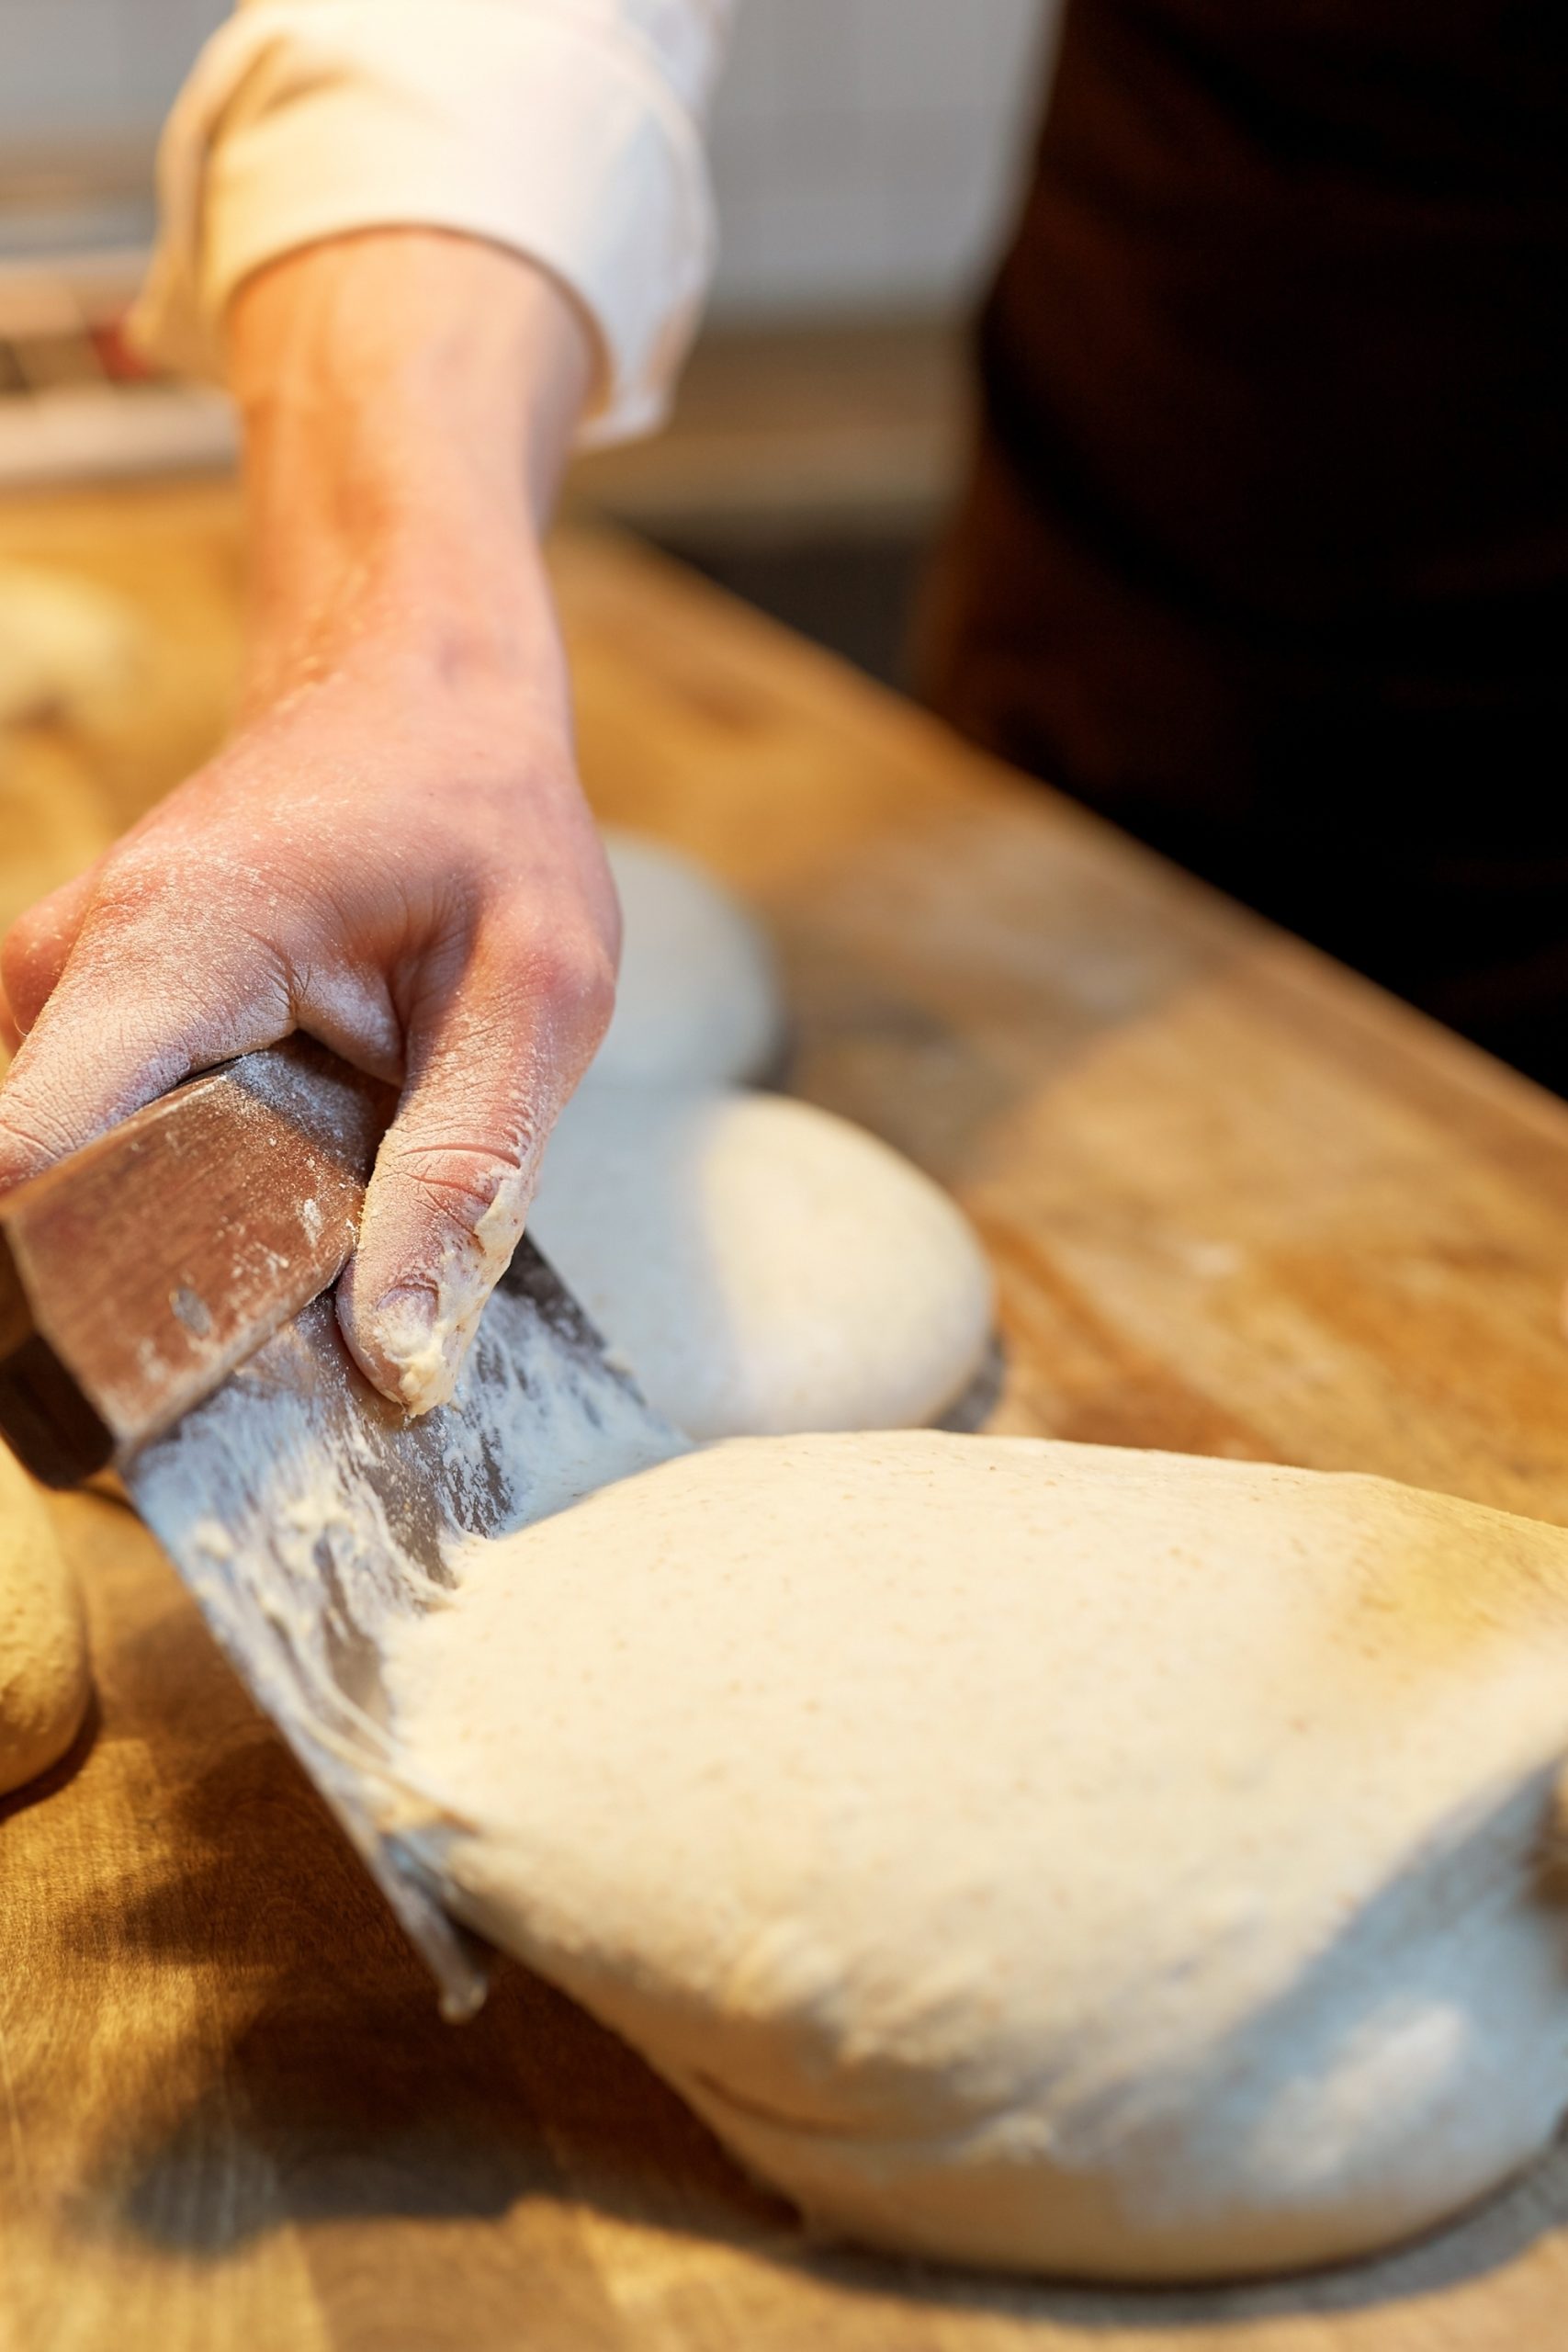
[{"xmin": 0, "ymin": 232, "xmax": 616, "ymax": 1412}]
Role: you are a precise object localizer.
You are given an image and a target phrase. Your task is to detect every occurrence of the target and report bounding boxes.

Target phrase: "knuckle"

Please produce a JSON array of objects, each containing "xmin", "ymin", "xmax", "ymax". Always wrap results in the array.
[
  {"xmin": 378, "ymin": 1138, "xmax": 520, "ymax": 1227},
  {"xmin": 530, "ymin": 929, "xmax": 617, "ymax": 1035},
  {"xmin": 90, "ymin": 845, "xmax": 179, "ymax": 922},
  {"xmin": 0, "ymin": 930, "xmax": 39, "ymax": 1009},
  {"xmin": 2, "ymin": 904, "xmax": 50, "ymax": 967}
]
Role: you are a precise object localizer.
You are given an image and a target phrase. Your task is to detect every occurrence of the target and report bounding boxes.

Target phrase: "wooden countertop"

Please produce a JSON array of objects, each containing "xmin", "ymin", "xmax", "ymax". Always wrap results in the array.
[{"xmin": 6, "ymin": 480, "xmax": 1568, "ymax": 2351}]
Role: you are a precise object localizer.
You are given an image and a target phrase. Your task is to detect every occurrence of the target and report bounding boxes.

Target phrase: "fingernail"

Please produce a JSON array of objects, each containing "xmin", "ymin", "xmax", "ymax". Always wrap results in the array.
[
  {"xmin": 367, "ymin": 1286, "xmax": 460, "ymax": 1416},
  {"xmin": 355, "ymin": 1167, "xmax": 536, "ymax": 1417}
]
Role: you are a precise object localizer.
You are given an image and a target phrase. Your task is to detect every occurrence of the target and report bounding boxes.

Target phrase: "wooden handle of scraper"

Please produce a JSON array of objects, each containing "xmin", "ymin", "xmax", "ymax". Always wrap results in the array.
[{"xmin": 0, "ymin": 1037, "xmax": 395, "ymax": 1487}]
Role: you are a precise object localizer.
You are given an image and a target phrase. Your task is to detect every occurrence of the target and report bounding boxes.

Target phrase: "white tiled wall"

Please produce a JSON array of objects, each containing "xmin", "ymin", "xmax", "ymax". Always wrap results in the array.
[
  {"xmin": 0, "ymin": 0, "xmax": 1058, "ymax": 317},
  {"xmin": 709, "ymin": 0, "xmax": 1054, "ymax": 316},
  {"xmin": 0, "ymin": 0, "xmax": 226, "ymax": 148}
]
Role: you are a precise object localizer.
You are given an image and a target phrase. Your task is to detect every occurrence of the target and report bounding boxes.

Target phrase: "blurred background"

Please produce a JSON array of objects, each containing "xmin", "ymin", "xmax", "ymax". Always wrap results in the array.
[{"xmin": 0, "ymin": 0, "xmax": 1057, "ymax": 684}]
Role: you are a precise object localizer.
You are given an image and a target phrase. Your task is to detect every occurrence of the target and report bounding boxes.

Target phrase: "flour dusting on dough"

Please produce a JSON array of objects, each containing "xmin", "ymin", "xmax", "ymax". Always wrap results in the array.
[{"xmin": 385, "ymin": 1432, "xmax": 1568, "ymax": 2280}]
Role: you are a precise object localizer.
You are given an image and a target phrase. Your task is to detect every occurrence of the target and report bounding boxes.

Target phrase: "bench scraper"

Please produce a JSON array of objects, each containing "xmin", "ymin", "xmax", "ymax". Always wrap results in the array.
[{"xmin": 0, "ymin": 1037, "xmax": 685, "ymax": 2017}]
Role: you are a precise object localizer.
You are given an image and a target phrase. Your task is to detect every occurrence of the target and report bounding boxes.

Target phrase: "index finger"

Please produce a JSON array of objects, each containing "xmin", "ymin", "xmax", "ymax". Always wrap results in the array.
[{"xmin": 0, "ymin": 907, "xmax": 292, "ymax": 1193}]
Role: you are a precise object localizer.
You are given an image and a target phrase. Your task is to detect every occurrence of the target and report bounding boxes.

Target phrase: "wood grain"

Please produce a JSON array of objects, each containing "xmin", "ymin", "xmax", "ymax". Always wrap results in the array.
[
  {"xmin": 0, "ymin": 1040, "xmax": 391, "ymax": 1483},
  {"xmin": 6, "ymin": 483, "xmax": 1568, "ymax": 2347}
]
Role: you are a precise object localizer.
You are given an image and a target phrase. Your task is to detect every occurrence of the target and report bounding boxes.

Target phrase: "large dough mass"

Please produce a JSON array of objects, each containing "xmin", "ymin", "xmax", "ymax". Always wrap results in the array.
[
  {"xmin": 391, "ymin": 1434, "xmax": 1568, "ymax": 2279},
  {"xmin": 590, "ymin": 831, "xmax": 784, "ymax": 1089},
  {"xmin": 0, "ymin": 1443, "xmax": 90, "ymax": 1796},
  {"xmin": 528, "ymin": 1087, "xmax": 993, "ymax": 1438}
]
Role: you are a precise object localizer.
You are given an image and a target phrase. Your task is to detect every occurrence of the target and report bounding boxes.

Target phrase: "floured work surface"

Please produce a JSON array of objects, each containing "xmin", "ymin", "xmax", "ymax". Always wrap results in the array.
[{"xmin": 8, "ymin": 488, "xmax": 1568, "ymax": 2349}]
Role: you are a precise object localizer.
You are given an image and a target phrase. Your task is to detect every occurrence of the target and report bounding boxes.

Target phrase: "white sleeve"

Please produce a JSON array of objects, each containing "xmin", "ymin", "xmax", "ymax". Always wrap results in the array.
[{"xmin": 132, "ymin": 0, "xmax": 734, "ymax": 444}]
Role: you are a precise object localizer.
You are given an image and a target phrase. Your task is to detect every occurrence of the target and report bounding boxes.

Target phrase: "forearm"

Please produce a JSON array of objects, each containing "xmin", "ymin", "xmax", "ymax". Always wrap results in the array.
[
  {"xmin": 1, "ymin": 0, "xmax": 734, "ymax": 1408},
  {"xmin": 1, "ymin": 226, "xmax": 618, "ymax": 1413},
  {"xmin": 137, "ymin": 2, "xmax": 730, "ymax": 440},
  {"xmin": 229, "ymin": 230, "xmax": 594, "ymax": 711}
]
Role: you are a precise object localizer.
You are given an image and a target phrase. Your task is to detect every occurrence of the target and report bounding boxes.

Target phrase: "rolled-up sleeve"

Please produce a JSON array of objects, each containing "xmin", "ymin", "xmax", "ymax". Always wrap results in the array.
[{"xmin": 133, "ymin": 0, "xmax": 733, "ymax": 443}]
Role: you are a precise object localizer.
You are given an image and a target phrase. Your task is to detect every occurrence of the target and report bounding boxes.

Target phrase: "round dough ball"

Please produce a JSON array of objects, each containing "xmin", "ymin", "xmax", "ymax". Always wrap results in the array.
[
  {"xmin": 394, "ymin": 1436, "xmax": 1568, "ymax": 2280},
  {"xmin": 0, "ymin": 562, "xmax": 142, "ymax": 733},
  {"xmin": 528, "ymin": 1088, "xmax": 994, "ymax": 1439},
  {"xmin": 0, "ymin": 1443, "xmax": 89, "ymax": 1796},
  {"xmin": 591, "ymin": 831, "xmax": 784, "ymax": 1088}
]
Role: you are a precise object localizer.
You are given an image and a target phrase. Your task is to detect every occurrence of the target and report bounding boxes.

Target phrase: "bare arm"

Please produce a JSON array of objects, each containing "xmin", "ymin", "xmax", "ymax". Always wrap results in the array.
[{"xmin": 0, "ymin": 230, "xmax": 619, "ymax": 1412}]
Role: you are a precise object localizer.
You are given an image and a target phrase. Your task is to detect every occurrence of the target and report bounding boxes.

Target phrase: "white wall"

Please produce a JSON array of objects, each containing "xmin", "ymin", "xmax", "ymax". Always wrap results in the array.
[
  {"xmin": 709, "ymin": 0, "xmax": 1053, "ymax": 317},
  {"xmin": 0, "ymin": 0, "xmax": 225, "ymax": 151},
  {"xmin": 0, "ymin": 0, "xmax": 1057, "ymax": 318}
]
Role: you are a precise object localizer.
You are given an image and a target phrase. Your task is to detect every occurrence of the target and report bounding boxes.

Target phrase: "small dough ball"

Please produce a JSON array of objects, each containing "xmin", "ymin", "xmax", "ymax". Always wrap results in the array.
[
  {"xmin": 0, "ymin": 562, "xmax": 143, "ymax": 733},
  {"xmin": 591, "ymin": 831, "xmax": 784, "ymax": 1088},
  {"xmin": 395, "ymin": 1437, "xmax": 1568, "ymax": 2282},
  {"xmin": 0, "ymin": 1443, "xmax": 89, "ymax": 1795},
  {"xmin": 529, "ymin": 1088, "xmax": 993, "ymax": 1439}
]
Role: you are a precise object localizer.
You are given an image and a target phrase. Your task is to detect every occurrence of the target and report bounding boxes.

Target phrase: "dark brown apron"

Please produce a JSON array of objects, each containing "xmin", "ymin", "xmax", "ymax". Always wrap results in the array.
[{"xmin": 921, "ymin": 0, "xmax": 1568, "ymax": 1086}]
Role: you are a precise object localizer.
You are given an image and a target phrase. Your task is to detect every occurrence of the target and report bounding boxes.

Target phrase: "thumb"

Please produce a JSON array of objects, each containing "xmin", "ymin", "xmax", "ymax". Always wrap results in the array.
[{"xmin": 336, "ymin": 930, "xmax": 612, "ymax": 1413}]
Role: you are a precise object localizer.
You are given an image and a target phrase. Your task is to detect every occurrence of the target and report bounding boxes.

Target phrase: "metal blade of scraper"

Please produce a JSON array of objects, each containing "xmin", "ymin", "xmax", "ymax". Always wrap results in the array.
[
  {"xmin": 126, "ymin": 1238, "xmax": 687, "ymax": 2019},
  {"xmin": 0, "ymin": 1036, "xmax": 687, "ymax": 2013}
]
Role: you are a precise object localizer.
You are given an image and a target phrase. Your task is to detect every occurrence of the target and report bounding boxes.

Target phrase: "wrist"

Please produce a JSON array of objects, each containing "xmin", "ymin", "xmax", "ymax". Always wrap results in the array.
[{"xmin": 230, "ymin": 231, "xmax": 592, "ymax": 707}]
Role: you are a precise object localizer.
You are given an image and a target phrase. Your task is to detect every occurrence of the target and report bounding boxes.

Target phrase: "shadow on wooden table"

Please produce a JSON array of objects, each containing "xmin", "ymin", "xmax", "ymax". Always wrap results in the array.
[
  {"xmin": 49, "ymin": 1702, "xmax": 1568, "ymax": 2337},
  {"xmin": 802, "ymin": 2154, "xmax": 1568, "ymax": 2332},
  {"xmin": 0, "ymin": 1689, "xmax": 102, "ymax": 1826}
]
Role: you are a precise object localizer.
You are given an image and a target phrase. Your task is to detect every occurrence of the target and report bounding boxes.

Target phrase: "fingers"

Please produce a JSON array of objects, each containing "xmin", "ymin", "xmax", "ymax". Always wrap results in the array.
[
  {"xmin": 0, "ymin": 883, "xmax": 292, "ymax": 1192},
  {"xmin": 337, "ymin": 918, "xmax": 615, "ymax": 1414},
  {"xmin": 1, "ymin": 866, "xmax": 99, "ymax": 1042}
]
